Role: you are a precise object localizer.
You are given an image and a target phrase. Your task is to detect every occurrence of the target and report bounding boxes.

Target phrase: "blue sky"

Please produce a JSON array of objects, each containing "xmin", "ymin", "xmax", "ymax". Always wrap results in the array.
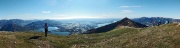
[{"xmin": 0, "ymin": 0, "xmax": 180, "ymax": 19}]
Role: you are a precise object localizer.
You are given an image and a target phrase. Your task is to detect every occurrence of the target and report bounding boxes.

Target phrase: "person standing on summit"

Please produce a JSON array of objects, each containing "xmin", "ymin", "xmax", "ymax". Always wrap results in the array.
[
  {"xmin": 44, "ymin": 23, "xmax": 48, "ymax": 37},
  {"xmin": 165, "ymin": 20, "xmax": 169, "ymax": 24},
  {"xmin": 158, "ymin": 19, "xmax": 161, "ymax": 26}
]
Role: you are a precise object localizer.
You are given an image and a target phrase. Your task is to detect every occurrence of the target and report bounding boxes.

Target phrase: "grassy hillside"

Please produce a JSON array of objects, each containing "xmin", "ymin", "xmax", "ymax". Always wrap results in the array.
[{"xmin": 0, "ymin": 23, "xmax": 180, "ymax": 48}]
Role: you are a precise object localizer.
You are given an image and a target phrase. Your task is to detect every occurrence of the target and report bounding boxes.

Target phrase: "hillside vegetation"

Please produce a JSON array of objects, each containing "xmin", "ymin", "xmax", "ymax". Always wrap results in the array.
[{"xmin": 0, "ymin": 23, "xmax": 180, "ymax": 48}]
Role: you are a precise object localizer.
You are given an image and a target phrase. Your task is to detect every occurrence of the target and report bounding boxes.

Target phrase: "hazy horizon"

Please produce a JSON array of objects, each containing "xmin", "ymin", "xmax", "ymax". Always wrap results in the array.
[{"xmin": 0, "ymin": 0, "xmax": 180, "ymax": 19}]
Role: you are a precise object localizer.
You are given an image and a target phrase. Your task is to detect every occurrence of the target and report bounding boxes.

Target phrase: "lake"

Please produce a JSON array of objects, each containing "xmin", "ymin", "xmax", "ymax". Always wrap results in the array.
[
  {"xmin": 38, "ymin": 27, "xmax": 71, "ymax": 36},
  {"xmin": 95, "ymin": 23, "xmax": 110, "ymax": 28}
]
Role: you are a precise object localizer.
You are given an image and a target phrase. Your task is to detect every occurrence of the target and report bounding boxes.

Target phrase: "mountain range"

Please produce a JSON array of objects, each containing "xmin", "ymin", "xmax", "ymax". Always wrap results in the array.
[
  {"xmin": 0, "ymin": 23, "xmax": 28, "ymax": 31},
  {"xmin": 0, "ymin": 17, "xmax": 180, "ymax": 33}
]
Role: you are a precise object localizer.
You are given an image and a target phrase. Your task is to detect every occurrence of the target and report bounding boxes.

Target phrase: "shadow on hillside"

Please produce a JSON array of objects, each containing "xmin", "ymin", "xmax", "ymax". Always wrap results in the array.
[{"xmin": 29, "ymin": 36, "xmax": 42, "ymax": 40}]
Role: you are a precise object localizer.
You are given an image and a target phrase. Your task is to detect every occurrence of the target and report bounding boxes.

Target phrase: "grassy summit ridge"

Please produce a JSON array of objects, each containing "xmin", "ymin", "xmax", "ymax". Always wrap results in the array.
[{"xmin": 0, "ymin": 23, "xmax": 180, "ymax": 48}]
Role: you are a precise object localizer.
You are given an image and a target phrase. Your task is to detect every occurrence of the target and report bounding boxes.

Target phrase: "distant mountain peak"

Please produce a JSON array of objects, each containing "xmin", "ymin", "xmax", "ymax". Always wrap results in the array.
[
  {"xmin": 85, "ymin": 17, "xmax": 147, "ymax": 34},
  {"xmin": 116, "ymin": 17, "xmax": 147, "ymax": 28}
]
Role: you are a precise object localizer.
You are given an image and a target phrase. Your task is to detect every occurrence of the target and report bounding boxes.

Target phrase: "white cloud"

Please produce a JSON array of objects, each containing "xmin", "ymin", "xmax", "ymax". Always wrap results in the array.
[
  {"xmin": 119, "ymin": 6, "xmax": 142, "ymax": 8},
  {"xmin": 42, "ymin": 11, "xmax": 51, "ymax": 14},
  {"xmin": 120, "ymin": 10, "xmax": 133, "ymax": 13}
]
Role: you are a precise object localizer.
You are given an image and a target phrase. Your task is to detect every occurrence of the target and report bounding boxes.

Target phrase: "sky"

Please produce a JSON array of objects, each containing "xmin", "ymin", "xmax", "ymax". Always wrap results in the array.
[{"xmin": 0, "ymin": 0, "xmax": 180, "ymax": 19}]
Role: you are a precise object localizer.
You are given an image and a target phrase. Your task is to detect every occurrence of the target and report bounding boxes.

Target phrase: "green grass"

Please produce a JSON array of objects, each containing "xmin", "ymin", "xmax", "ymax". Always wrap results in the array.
[{"xmin": 1, "ymin": 23, "xmax": 180, "ymax": 48}]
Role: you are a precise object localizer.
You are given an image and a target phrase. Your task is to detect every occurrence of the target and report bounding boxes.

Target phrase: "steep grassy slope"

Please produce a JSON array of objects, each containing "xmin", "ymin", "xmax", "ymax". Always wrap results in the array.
[
  {"xmin": 0, "ymin": 23, "xmax": 180, "ymax": 48},
  {"xmin": 86, "ymin": 17, "xmax": 147, "ymax": 33}
]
